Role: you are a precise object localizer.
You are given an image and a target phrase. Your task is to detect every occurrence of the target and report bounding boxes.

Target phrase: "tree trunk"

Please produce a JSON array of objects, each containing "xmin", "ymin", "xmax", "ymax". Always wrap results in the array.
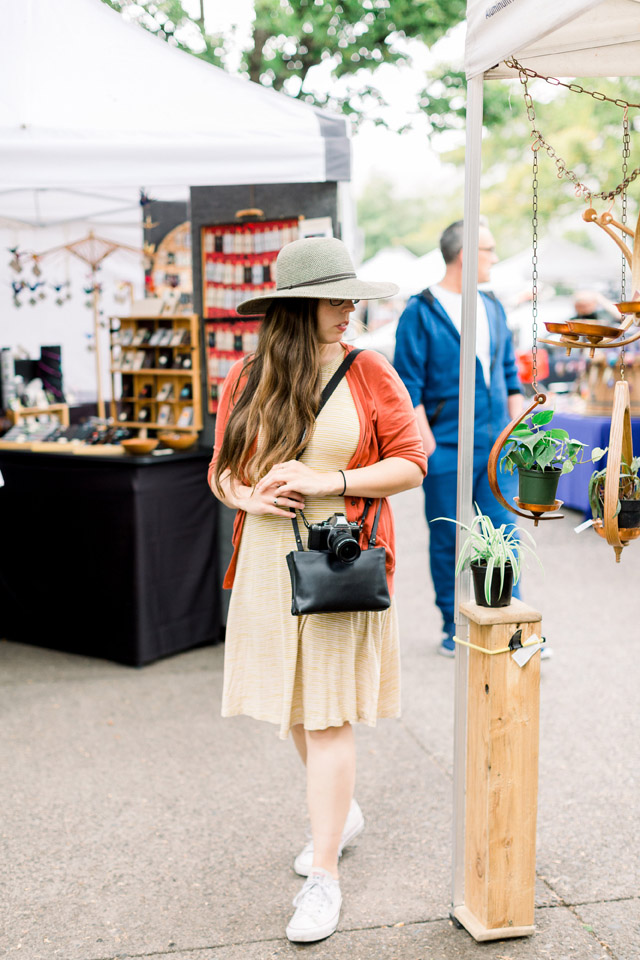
[{"xmin": 247, "ymin": 29, "xmax": 269, "ymax": 83}]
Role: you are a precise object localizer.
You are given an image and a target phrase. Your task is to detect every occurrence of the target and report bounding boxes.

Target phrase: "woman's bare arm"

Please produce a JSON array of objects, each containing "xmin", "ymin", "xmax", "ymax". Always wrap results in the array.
[{"xmin": 255, "ymin": 456, "xmax": 424, "ymax": 501}]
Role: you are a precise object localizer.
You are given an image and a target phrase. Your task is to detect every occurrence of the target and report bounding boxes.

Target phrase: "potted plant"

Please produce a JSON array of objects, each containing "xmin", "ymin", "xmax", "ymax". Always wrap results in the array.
[
  {"xmin": 501, "ymin": 409, "xmax": 607, "ymax": 507},
  {"xmin": 589, "ymin": 456, "xmax": 640, "ymax": 528},
  {"xmin": 434, "ymin": 507, "xmax": 542, "ymax": 608}
]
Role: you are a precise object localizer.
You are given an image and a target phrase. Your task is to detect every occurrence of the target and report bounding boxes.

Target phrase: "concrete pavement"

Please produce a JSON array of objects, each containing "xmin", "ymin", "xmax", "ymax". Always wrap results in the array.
[{"xmin": 2, "ymin": 486, "xmax": 639, "ymax": 960}]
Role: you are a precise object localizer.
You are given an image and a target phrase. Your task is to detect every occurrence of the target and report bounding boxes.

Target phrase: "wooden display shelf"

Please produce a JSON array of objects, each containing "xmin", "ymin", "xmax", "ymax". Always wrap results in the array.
[
  {"xmin": 7, "ymin": 403, "xmax": 70, "ymax": 426},
  {"xmin": 111, "ymin": 368, "xmax": 193, "ymax": 375},
  {"xmin": 109, "ymin": 313, "xmax": 202, "ymax": 433},
  {"xmin": 116, "ymin": 420, "xmax": 196, "ymax": 432},
  {"xmin": 122, "ymin": 398, "xmax": 188, "ymax": 405}
]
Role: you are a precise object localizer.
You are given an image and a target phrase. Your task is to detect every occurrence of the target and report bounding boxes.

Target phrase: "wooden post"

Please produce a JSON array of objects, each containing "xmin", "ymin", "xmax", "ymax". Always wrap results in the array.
[{"xmin": 453, "ymin": 598, "xmax": 542, "ymax": 942}]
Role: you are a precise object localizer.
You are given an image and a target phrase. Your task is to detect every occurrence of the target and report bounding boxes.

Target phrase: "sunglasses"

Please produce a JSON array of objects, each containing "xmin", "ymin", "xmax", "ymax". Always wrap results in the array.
[{"xmin": 329, "ymin": 298, "xmax": 360, "ymax": 306}]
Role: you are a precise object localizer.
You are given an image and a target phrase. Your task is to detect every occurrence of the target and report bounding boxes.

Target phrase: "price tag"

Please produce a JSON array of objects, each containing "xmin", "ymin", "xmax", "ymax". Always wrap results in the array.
[
  {"xmin": 574, "ymin": 517, "xmax": 594, "ymax": 534},
  {"xmin": 512, "ymin": 634, "xmax": 543, "ymax": 668}
]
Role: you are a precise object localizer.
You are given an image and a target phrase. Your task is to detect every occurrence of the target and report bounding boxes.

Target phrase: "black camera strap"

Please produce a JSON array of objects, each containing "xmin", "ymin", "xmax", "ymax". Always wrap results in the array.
[{"xmin": 288, "ymin": 347, "xmax": 383, "ymax": 553}]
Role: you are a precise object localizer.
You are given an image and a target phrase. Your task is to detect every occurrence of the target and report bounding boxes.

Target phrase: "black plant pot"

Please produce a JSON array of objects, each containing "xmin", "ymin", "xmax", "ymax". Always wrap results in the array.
[
  {"xmin": 595, "ymin": 496, "xmax": 640, "ymax": 529},
  {"xmin": 470, "ymin": 560, "xmax": 514, "ymax": 608},
  {"xmin": 618, "ymin": 499, "xmax": 640, "ymax": 529}
]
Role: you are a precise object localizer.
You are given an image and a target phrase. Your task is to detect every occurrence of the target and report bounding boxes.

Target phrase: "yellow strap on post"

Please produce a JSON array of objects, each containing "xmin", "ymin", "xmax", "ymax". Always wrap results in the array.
[{"xmin": 452, "ymin": 635, "xmax": 544, "ymax": 657}]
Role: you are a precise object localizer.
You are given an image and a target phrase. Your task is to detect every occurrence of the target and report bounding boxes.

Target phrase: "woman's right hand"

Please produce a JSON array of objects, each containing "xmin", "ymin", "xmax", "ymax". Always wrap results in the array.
[
  {"xmin": 229, "ymin": 480, "xmax": 305, "ymax": 518},
  {"xmin": 244, "ymin": 487, "xmax": 305, "ymax": 518},
  {"xmin": 213, "ymin": 469, "xmax": 304, "ymax": 517}
]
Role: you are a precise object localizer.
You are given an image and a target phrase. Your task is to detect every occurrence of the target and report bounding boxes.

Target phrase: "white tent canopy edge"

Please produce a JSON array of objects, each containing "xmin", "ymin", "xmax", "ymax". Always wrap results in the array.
[
  {"xmin": 1, "ymin": 0, "xmax": 351, "ymax": 193},
  {"xmin": 452, "ymin": 0, "xmax": 640, "ymax": 920},
  {"xmin": 465, "ymin": 0, "xmax": 640, "ymax": 79}
]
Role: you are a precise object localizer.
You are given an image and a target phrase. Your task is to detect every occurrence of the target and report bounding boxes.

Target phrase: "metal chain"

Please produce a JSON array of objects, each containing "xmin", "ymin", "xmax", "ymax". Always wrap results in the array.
[
  {"xmin": 621, "ymin": 109, "xmax": 630, "ymax": 302},
  {"xmin": 507, "ymin": 58, "xmax": 640, "ymax": 201},
  {"xmin": 620, "ymin": 109, "xmax": 630, "ymax": 380},
  {"xmin": 531, "ymin": 147, "xmax": 539, "ymax": 393},
  {"xmin": 505, "ymin": 58, "xmax": 640, "ymax": 109}
]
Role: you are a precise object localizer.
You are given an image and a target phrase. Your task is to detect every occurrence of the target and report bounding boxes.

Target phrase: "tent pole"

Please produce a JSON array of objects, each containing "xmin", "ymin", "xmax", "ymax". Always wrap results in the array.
[
  {"xmin": 451, "ymin": 72, "xmax": 484, "ymax": 910},
  {"xmin": 92, "ymin": 267, "xmax": 106, "ymax": 421}
]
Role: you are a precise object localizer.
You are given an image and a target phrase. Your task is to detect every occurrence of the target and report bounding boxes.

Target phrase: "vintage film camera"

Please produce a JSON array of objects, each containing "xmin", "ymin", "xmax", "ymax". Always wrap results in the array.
[{"xmin": 307, "ymin": 513, "xmax": 361, "ymax": 564}]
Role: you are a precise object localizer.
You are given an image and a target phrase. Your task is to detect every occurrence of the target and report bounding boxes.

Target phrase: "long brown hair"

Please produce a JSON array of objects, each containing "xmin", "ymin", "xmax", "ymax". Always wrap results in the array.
[{"xmin": 213, "ymin": 298, "xmax": 322, "ymax": 493}]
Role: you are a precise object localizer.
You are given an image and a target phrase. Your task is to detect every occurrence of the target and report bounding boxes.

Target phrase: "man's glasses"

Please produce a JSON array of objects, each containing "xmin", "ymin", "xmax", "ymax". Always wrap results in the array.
[{"xmin": 329, "ymin": 298, "xmax": 360, "ymax": 306}]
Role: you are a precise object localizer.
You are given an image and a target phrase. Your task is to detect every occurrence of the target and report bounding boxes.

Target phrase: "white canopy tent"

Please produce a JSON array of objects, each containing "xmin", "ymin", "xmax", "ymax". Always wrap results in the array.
[
  {"xmin": 0, "ymin": 0, "xmax": 351, "ymax": 399},
  {"xmin": 451, "ymin": 0, "xmax": 640, "ymax": 919},
  {"xmin": 466, "ymin": 0, "xmax": 640, "ymax": 80},
  {"xmin": 0, "ymin": 0, "xmax": 350, "ymax": 229}
]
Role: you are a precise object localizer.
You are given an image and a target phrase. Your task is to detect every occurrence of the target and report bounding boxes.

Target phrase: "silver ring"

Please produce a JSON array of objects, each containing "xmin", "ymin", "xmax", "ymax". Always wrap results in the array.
[{"xmin": 273, "ymin": 498, "xmax": 278, "ymax": 506}]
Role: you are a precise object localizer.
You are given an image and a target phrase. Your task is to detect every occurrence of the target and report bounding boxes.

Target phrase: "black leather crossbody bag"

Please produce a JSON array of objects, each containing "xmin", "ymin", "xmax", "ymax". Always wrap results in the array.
[{"xmin": 285, "ymin": 349, "xmax": 391, "ymax": 616}]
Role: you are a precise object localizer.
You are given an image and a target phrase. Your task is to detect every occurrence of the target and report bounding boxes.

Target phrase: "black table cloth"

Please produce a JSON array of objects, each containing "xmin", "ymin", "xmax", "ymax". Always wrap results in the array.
[{"xmin": 0, "ymin": 448, "xmax": 220, "ymax": 666}]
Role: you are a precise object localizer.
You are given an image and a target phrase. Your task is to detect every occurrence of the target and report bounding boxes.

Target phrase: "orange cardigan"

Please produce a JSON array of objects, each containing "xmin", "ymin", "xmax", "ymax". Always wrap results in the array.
[{"xmin": 208, "ymin": 344, "xmax": 428, "ymax": 595}]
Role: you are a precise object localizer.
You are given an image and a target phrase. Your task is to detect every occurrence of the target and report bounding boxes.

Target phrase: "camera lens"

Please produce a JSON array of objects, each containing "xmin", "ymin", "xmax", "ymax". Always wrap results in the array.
[{"xmin": 328, "ymin": 529, "xmax": 361, "ymax": 564}]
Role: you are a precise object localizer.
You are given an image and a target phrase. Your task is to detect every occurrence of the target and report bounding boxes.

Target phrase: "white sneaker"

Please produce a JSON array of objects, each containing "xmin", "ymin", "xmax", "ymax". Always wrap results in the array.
[
  {"xmin": 286, "ymin": 868, "xmax": 342, "ymax": 943},
  {"xmin": 293, "ymin": 798, "xmax": 365, "ymax": 877}
]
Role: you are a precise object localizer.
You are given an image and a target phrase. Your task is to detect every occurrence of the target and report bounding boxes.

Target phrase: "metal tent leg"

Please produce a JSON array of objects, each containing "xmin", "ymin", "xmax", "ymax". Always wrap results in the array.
[{"xmin": 452, "ymin": 72, "xmax": 484, "ymax": 911}]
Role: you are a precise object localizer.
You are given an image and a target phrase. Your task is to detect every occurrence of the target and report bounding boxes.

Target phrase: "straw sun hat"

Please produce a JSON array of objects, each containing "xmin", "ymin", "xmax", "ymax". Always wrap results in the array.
[{"xmin": 237, "ymin": 236, "xmax": 399, "ymax": 316}]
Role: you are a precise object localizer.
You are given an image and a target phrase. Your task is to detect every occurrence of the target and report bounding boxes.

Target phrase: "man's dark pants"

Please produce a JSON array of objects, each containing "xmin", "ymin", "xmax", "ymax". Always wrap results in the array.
[{"xmin": 423, "ymin": 457, "xmax": 520, "ymax": 634}]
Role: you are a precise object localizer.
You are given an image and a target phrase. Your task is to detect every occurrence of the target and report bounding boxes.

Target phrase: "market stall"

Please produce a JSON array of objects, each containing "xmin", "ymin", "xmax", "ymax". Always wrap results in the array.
[
  {"xmin": 0, "ymin": 0, "xmax": 352, "ymax": 664},
  {"xmin": 450, "ymin": 0, "xmax": 640, "ymax": 940}
]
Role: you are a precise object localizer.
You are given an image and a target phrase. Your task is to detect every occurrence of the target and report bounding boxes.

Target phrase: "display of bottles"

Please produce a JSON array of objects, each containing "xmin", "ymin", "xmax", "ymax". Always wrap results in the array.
[
  {"xmin": 205, "ymin": 258, "xmax": 276, "ymax": 286},
  {"xmin": 207, "ymin": 323, "xmax": 260, "ymax": 356},
  {"xmin": 203, "ymin": 219, "xmax": 298, "ymax": 259},
  {"xmin": 203, "ymin": 218, "xmax": 298, "ymax": 411},
  {"xmin": 204, "ymin": 285, "xmax": 276, "ymax": 312}
]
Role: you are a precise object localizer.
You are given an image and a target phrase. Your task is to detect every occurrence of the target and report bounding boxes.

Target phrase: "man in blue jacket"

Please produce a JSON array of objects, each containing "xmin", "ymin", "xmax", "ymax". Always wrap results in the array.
[{"xmin": 394, "ymin": 219, "xmax": 523, "ymax": 656}]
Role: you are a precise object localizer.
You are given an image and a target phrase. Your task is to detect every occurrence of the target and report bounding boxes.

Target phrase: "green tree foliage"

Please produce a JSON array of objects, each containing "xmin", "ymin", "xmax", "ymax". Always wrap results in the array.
[
  {"xmin": 356, "ymin": 174, "xmax": 463, "ymax": 260},
  {"xmin": 101, "ymin": 0, "xmax": 209, "ymax": 56},
  {"xmin": 455, "ymin": 76, "xmax": 640, "ymax": 252},
  {"xmin": 360, "ymin": 77, "xmax": 640, "ymax": 261},
  {"xmin": 419, "ymin": 66, "xmax": 514, "ymax": 136},
  {"xmin": 99, "ymin": 0, "xmax": 465, "ymax": 128}
]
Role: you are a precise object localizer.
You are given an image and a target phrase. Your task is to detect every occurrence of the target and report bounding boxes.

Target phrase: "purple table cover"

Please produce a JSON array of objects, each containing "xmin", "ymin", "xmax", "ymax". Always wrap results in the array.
[{"xmin": 552, "ymin": 411, "xmax": 640, "ymax": 516}]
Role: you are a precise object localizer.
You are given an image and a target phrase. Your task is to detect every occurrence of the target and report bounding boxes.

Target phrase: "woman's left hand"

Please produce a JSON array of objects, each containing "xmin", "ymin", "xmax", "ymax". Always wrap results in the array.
[{"xmin": 255, "ymin": 460, "xmax": 339, "ymax": 499}]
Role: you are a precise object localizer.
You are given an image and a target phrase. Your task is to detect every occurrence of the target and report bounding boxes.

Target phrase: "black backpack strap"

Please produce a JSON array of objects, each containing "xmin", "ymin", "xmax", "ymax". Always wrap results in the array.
[{"xmin": 419, "ymin": 287, "xmax": 435, "ymax": 305}]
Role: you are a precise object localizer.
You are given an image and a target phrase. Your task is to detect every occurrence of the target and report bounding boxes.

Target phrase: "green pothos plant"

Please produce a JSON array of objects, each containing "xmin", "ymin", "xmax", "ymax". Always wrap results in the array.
[
  {"xmin": 588, "ymin": 456, "xmax": 640, "ymax": 521},
  {"xmin": 501, "ymin": 409, "xmax": 607, "ymax": 475}
]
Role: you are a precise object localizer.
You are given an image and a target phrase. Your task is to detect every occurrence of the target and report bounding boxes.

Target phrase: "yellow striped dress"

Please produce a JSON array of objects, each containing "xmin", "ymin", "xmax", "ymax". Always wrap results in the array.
[{"xmin": 221, "ymin": 351, "xmax": 401, "ymax": 740}]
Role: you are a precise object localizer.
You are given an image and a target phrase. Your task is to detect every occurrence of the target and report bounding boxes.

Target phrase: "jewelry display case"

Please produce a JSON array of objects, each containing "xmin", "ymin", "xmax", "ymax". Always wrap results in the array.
[{"xmin": 109, "ymin": 313, "xmax": 202, "ymax": 432}]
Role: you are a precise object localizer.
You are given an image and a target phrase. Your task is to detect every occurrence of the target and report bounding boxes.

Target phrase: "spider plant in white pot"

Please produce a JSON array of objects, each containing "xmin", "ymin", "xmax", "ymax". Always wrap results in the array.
[{"xmin": 434, "ymin": 507, "xmax": 542, "ymax": 607}]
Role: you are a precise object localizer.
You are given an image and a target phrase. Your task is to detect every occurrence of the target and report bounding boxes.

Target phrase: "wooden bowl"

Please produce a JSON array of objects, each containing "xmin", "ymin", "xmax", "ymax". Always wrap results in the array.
[
  {"xmin": 157, "ymin": 431, "xmax": 198, "ymax": 451},
  {"xmin": 120, "ymin": 438, "xmax": 159, "ymax": 455},
  {"xmin": 544, "ymin": 322, "xmax": 573, "ymax": 334},
  {"xmin": 565, "ymin": 320, "xmax": 621, "ymax": 339},
  {"xmin": 615, "ymin": 301, "xmax": 640, "ymax": 315}
]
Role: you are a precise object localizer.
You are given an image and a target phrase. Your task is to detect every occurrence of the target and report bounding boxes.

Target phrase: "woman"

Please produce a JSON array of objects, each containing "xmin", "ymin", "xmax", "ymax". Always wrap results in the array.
[{"xmin": 208, "ymin": 237, "xmax": 427, "ymax": 943}]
